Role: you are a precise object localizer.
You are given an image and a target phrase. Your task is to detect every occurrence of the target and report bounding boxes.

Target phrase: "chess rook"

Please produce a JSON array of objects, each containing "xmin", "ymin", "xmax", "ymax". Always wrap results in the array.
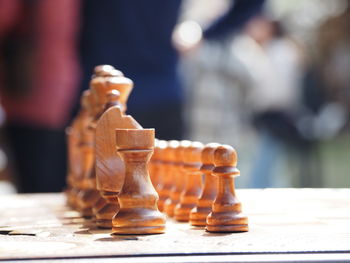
[
  {"xmin": 112, "ymin": 129, "xmax": 166, "ymax": 235},
  {"xmin": 206, "ymin": 145, "xmax": 248, "ymax": 233}
]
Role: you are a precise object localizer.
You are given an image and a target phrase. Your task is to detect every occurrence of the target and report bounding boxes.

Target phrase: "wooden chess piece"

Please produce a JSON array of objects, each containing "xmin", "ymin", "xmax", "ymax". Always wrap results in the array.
[
  {"xmin": 66, "ymin": 124, "xmax": 85, "ymax": 210},
  {"xmin": 76, "ymin": 89, "xmax": 101, "ymax": 217},
  {"xmin": 65, "ymin": 126, "xmax": 78, "ymax": 208},
  {"xmin": 94, "ymin": 88, "xmax": 142, "ymax": 228},
  {"xmin": 154, "ymin": 140, "xmax": 169, "ymax": 212},
  {"xmin": 66, "ymin": 90, "xmax": 93, "ymax": 209},
  {"xmin": 159, "ymin": 141, "xmax": 179, "ymax": 216},
  {"xmin": 92, "ymin": 65, "xmax": 123, "ymax": 78},
  {"xmin": 164, "ymin": 140, "xmax": 190, "ymax": 217},
  {"xmin": 206, "ymin": 145, "xmax": 248, "ymax": 233},
  {"xmin": 174, "ymin": 141, "xmax": 204, "ymax": 222},
  {"xmin": 112, "ymin": 129, "xmax": 166, "ymax": 235},
  {"xmin": 150, "ymin": 140, "xmax": 167, "ymax": 192},
  {"xmin": 190, "ymin": 143, "xmax": 220, "ymax": 226}
]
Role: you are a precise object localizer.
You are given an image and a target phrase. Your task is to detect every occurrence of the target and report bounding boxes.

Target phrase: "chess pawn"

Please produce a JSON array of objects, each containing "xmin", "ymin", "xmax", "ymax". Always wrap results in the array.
[
  {"xmin": 150, "ymin": 140, "xmax": 167, "ymax": 192},
  {"xmin": 154, "ymin": 141, "xmax": 169, "ymax": 211},
  {"xmin": 206, "ymin": 145, "xmax": 248, "ymax": 233},
  {"xmin": 174, "ymin": 142, "xmax": 204, "ymax": 222},
  {"xmin": 112, "ymin": 129, "xmax": 166, "ymax": 234},
  {"xmin": 190, "ymin": 143, "xmax": 220, "ymax": 226},
  {"xmin": 159, "ymin": 140, "xmax": 179, "ymax": 215},
  {"xmin": 164, "ymin": 140, "xmax": 191, "ymax": 217},
  {"xmin": 149, "ymin": 139, "xmax": 158, "ymax": 189}
]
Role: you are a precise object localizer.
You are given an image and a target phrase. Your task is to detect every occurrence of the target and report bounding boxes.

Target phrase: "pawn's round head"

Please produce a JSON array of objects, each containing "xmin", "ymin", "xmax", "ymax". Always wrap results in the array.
[
  {"xmin": 214, "ymin": 145, "xmax": 237, "ymax": 167},
  {"xmin": 166, "ymin": 140, "xmax": 180, "ymax": 162},
  {"xmin": 155, "ymin": 140, "xmax": 168, "ymax": 161},
  {"xmin": 201, "ymin": 143, "xmax": 220, "ymax": 165},
  {"xmin": 175, "ymin": 140, "xmax": 191, "ymax": 162},
  {"xmin": 184, "ymin": 141, "xmax": 204, "ymax": 163}
]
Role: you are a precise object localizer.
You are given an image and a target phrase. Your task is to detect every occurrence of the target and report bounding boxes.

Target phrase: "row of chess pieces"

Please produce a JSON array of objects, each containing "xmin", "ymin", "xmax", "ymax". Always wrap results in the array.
[{"xmin": 65, "ymin": 64, "xmax": 248, "ymax": 235}]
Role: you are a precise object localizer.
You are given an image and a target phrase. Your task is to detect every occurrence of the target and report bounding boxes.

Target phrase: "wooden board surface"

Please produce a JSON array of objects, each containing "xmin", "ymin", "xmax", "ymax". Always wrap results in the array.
[{"xmin": 0, "ymin": 189, "xmax": 350, "ymax": 261}]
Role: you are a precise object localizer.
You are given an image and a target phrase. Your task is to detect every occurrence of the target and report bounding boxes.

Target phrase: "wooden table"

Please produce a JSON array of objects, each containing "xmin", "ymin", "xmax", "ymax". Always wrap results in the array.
[{"xmin": 0, "ymin": 189, "xmax": 350, "ymax": 262}]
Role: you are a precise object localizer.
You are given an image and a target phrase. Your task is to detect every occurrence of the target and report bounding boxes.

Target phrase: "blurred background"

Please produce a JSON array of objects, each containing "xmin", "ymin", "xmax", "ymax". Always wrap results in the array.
[{"xmin": 0, "ymin": 0, "xmax": 350, "ymax": 193}]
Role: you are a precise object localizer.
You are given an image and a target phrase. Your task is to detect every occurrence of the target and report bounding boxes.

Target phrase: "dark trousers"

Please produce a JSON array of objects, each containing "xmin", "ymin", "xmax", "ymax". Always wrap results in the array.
[{"xmin": 6, "ymin": 125, "xmax": 67, "ymax": 193}]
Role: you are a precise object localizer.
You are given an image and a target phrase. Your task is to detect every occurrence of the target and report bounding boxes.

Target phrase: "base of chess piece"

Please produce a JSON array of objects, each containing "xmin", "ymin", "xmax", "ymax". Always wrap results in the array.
[
  {"xmin": 65, "ymin": 186, "xmax": 75, "ymax": 208},
  {"xmin": 77, "ymin": 188, "xmax": 101, "ymax": 218},
  {"xmin": 92, "ymin": 196, "xmax": 106, "ymax": 215},
  {"xmin": 112, "ymin": 208, "xmax": 166, "ymax": 235},
  {"xmin": 206, "ymin": 211, "xmax": 248, "ymax": 232},
  {"xmin": 189, "ymin": 205, "xmax": 211, "ymax": 226},
  {"xmin": 164, "ymin": 198, "xmax": 176, "ymax": 217},
  {"xmin": 95, "ymin": 191, "xmax": 120, "ymax": 229},
  {"xmin": 174, "ymin": 202, "xmax": 196, "ymax": 222}
]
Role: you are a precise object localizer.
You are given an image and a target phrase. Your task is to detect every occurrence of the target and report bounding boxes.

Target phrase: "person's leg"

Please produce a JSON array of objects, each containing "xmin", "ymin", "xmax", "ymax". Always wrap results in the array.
[
  {"xmin": 249, "ymin": 129, "xmax": 283, "ymax": 188},
  {"xmin": 6, "ymin": 124, "xmax": 67, "ymax": 193}
]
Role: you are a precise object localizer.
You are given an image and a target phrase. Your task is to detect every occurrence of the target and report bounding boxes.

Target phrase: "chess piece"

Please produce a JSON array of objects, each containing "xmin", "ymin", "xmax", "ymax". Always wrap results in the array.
[
  {"xmin": 74, "ymin": 90, "xmax": 101, "ymax": 217},
  {"xmin": 65, "ymin": 123, "xmax": 85, "ymax": 209},
  {"xmin": 150, "ymin": 140, "xmax": 167, "ymax": 192},
  {"xmin": 66, "ymin": 90, "xmax": 92, "ymax": 209},
  {"xmin": 95, "ymin": 80, "xmax": 142, "ymax": 228},
  {"xmin": 174, "ymin": 142, "xmax": 204, "ymax": 222},
  {"xmin": 112, "ymin": 129, "xmax": 166, "ymax": 234},
  {"xmin": 159, "ymin": 141, "xmax": 179, "ymax": 215},
  {"xmin": 163, "ymin": 140, "xmax": 190, "ymax": 217},
  {"xmin": 206, "ymin": 145, "xmax": 248, "ymax": 233},
  {"xmin": 190, "ymin": 143, "xmax": 220, "ymax": 226},
  {"xmin": 154, "ymin": 140, "xmax": 168, "ymax": 211},
  {"xmin": 65, "ymin": 126, "xmax": 77, "ymax": 208},
  {"xmin": 92, "ymin": 65, "xmax": 123, "ymax": 78}
]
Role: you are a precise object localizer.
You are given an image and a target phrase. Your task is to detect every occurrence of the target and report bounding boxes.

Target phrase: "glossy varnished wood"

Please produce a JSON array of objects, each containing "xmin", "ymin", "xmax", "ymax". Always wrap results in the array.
[
  {"xmin": 206, "ymin": 145, "xmax": 248, "ymax": 232},
  {"xmin": 94, "ymin": 72, "xmax": 141, "ymax": 228},
  {"xmin": 112, "ymin": 129, "xmax": 166, "ymax": 235},
  {"xmin": 174, "ymin": 142, "xmax": 204, "ymax": 222},
  {"xmin": 189, "ymin": 143, "xmax": 220, "ymax": 226}
]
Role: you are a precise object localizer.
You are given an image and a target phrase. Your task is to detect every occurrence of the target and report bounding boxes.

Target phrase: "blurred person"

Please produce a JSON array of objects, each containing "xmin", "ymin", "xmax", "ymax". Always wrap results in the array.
[
  {"xmin": 0, "ymin": 0, "xmax": 81, "ymax": 192},
  {"xmin": 237, "ymin": 17, "xmax": 307, "ymax": 187}
]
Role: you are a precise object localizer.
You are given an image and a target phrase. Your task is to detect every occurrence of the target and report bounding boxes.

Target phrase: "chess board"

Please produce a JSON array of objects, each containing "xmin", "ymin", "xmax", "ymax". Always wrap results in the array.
[{"xmin": 1, "ymin": 189, "xmax": 350, "ymax": 262}]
